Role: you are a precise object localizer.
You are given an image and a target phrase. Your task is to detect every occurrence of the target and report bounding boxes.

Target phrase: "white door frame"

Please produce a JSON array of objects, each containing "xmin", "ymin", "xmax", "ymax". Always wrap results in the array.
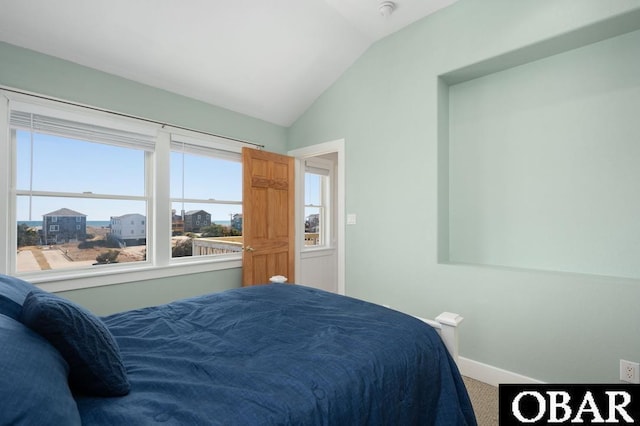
[{"xmin": 289, "ymin": 139, "xmax": 345, "ymax": 295}]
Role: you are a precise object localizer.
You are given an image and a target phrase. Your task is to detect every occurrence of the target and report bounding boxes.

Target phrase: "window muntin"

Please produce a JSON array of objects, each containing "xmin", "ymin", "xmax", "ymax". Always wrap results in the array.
[
  {"xmin": 17, "ymin": 197, "xmax": 148, "ymax": 272},
  {"xmin": 14, "ymin": 125, "xmax": 149, "ymax": 273},
  {"xmin": 4, "ymin": 94, "xmax": 247, "ymax": 285}
]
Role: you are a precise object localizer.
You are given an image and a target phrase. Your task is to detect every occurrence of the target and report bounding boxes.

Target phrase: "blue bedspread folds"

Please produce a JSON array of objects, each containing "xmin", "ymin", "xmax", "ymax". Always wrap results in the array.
[{"xmin": 76, "ymin": 284, "xmax": 476, "ymax": 425}]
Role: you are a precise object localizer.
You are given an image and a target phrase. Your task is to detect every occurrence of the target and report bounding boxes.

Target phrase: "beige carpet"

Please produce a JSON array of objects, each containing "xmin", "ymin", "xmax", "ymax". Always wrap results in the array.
[{"xmin": 463, "ymin": 376, "xmax": 498, "ymax": 426}]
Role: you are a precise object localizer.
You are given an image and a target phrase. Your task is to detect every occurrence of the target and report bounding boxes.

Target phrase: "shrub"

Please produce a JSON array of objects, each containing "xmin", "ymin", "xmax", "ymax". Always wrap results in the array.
[
  {"xmin": 81, "ymin": 237, "xmax": 121, "ymax": 249},
  {"xmin": 95, "ymin": 250, "xmax": 120, "ymax": 264},
  {"xmin": 17, "ymin": 224, "xmax": 39, "ymax": 247},
  {"xmin": 201, "ymin": 224, "xmax": 241, "ymax": 237},
  {"xmin": 172, "ymin": 238, "xmax": 192, "ymax": 257}
]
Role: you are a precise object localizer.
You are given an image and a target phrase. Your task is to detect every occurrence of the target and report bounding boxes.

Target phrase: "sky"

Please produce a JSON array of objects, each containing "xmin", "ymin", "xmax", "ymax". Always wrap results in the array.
[{"xmin": 16, "ymin": 131, "xmax": 243, "ymax": 222}]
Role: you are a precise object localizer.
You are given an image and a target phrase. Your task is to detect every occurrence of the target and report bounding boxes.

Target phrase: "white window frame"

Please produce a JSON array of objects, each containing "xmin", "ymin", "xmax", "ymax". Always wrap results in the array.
[
  {"xmin": 302, "ymin": 157, "xmax": 333, "ymax": 251},
  {"xmin": 169, "ymin": 132, "xmax": 243, "ymax": 263},
  {"xmin": 0, "ymin": 90, "xmax": 247, "ymax": 292}
]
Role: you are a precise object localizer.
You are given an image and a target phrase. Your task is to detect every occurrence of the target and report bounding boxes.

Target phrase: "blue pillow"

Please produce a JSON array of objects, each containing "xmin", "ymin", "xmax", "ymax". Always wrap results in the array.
[
  {"xmin": 0, "ymin": 273, "xmax": 41, "ymax": 305},
  {"xmin": 20, "ymin": 291, "xmax": 131, "ymax": 397},
  {"xmin": 0, "ymin": 314, "xmax": 81, "ymax": 425},
  {"xmin": 0, "ymin": 294, "xmax": 21, "ymax": 320}
]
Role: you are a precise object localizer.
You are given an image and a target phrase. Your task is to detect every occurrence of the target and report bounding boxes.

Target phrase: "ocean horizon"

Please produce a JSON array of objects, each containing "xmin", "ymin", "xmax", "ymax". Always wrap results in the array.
[
  {"xmin": 18, "ymin": 220, "xmax": 232, "ymax": 228},
  {"xmin": 18, "ymin": 220, "xmax": 111, "ymax": 228}
]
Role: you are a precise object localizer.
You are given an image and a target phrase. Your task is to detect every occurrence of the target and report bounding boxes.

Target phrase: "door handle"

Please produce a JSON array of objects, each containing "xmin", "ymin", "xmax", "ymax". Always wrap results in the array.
[{"xmin": 244, "ymin": 246, "xmax": 255, "ymax": 252}]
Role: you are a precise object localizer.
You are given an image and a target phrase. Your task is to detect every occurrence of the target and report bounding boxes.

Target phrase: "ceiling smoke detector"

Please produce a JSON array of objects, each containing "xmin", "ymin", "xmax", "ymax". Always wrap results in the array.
[{"xmin": 379, "ymin": 1, "xmax": 396, "ymax": 17}]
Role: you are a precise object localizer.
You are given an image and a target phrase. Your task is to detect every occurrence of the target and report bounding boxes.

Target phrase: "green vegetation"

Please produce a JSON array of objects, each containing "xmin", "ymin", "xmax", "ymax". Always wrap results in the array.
[
  {"xmin": 95, "ymin": 250, "xmax": 120, "ymax": 264},
  {"xmin": 200, "ymin": 224, "xmax": 241, "ymax": 237},
  {"xmin": 172, "ymin": 238, "xmax": 193, "ymax": 257},
  {"xmin": 78, "ymin": 239, "xmax": 120, "ymax": 249},
  {"xmin": 17, "ymin": 224, "xmax": 39, "ymax": 247}
]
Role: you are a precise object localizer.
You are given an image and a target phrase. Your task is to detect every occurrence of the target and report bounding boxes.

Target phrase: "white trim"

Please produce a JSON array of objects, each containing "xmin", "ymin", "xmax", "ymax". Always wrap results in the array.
[
  {"xmin": 2, "ymin": 89, "xmax": 245, "ymax": 287},
  {"xmin": 0, "ymin": 95, "xmax": 10, "ymax": 273},
  {"xmin": 32, "ymin": 258, "xmax": 242, "ymax": 293},
  {"xmin": 300, "ymin": 247, "xmax": 336, "ymax": 259},
  {"xmin": 1, "ymin": 85, "xmax": 263, "ymax": 149},
  {"xmin": 8, "ymin": 96, "xmax": 157, "ymax": 138},
  {"xmin": 413, "ymin": 312, "xmax": 463, "ymax": 362},
  {"xmin": 457, "ymin": 357, "xmax": 544, "ymax": 387},
  {"xmin": 289, "ymin": 139, "xmax": 345, "ymax": 295},
  {"xmin": 411, "ymin": 309, "xmax": 544, "ymax": 387},
  {"xmin": 302, "ymin": 156, "xmax": 333, "ymax": 251},
  {"xmin": 170, "ymin": 131, "xmax": 246, "ymax": 157},
  {"xmin": 305, "ymin": 157, "xmax": 332, "ymax": 176}
]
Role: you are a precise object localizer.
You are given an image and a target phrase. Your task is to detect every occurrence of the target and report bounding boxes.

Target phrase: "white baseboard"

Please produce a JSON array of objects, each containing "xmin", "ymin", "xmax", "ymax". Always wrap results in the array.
[{"xmin": 458, "ymin": 357, "xmax": 544, "ymax": 387}]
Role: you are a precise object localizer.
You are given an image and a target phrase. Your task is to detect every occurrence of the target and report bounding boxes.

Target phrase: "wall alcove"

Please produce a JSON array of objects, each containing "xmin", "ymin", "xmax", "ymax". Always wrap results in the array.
[{"xmin": 437, "ymin": 10, "xmax": 640, "ymax": 279}]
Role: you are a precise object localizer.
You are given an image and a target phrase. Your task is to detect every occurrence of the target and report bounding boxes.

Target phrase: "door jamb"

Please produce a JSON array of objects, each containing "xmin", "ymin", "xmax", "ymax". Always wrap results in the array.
[{"xmin": 288, "ymin": 139, "xmax": 345, "ymax": 295}]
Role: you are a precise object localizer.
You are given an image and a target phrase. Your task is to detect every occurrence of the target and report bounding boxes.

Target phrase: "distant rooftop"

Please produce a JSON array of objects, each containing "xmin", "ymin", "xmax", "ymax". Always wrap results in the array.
[{"xmin": 43, "ymin": 208, "xmax": 86, "ymax": 217}]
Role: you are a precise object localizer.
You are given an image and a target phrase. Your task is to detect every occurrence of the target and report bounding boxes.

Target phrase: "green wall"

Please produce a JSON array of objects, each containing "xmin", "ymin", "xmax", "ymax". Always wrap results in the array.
[
  {"xmin": 0, "ymin": 42, "xmax": 287, "ymax": 150},
  {"xmin": 3, "ymin": 0, "xmax": 640, "ymax": 382},
  {"xmin": 0, "ymin": 42, "xmax": 287, "ymax": 313},
  {"xmin": 448, "ymin": 29, "xmax": 640, "ymax": 279},
  {"xmin": 288, "ymin": 0, "xmax": 640, "ymax": 382},
  {"xmin": 61, "ymin": 269, "xmax": 242, "ymax": 316}
]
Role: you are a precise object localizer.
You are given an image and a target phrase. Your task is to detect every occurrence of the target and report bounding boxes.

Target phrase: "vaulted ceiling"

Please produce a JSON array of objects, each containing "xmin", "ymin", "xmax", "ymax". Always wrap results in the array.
[{"xmin": 0, "ymin": 0, "xmax": 457, "ymax": 126}]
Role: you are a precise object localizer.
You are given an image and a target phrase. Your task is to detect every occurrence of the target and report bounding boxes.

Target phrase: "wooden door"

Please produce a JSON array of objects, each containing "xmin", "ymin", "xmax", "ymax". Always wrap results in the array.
[{"xmin": 242, "ymin": 147, "xmax": 295, "ymax": 286}]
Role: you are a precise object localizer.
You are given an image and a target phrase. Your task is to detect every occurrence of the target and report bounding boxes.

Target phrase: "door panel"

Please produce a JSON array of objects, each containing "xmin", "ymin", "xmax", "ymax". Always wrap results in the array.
[
  {"xmin": 242, "ymin": 148, "xmax": 295, "ymax": 286},
  {"xmin": 247, "ymin": 249, "xmax": 289, "ymax": 284}
]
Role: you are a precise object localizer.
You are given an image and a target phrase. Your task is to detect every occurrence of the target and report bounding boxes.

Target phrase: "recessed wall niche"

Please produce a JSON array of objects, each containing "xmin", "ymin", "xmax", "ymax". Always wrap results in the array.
[{"xmin": 437, "ymin": 12, "xmax": 640, "ymax": 279}]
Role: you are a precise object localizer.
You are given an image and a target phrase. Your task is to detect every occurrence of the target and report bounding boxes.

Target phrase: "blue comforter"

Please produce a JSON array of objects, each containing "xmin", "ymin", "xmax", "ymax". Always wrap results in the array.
[{"xmin": 76, "ymin": 284, "xmax": 476, "ymax": 425}]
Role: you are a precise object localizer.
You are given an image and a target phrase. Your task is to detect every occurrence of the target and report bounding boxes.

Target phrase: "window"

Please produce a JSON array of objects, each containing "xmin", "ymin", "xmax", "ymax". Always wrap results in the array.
[
  {"xmin": 1, "ymin": 92, "xmax": 248, "ymax": 287},
  {"xmin": 303, "ymin": 158, "xmax": 332, "ymax": 248},
  {"xmin": 170, "ymin": 135, "xmax": 243, "ymax": 259},
  {"xmin": 11, "ymin": 104, "xmax": 152, "ymax": 274}
]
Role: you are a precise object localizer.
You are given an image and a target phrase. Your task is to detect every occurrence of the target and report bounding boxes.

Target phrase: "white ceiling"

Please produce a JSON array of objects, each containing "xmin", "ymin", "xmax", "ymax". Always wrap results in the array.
[{"xmin": 0, "ymin": 0, "xmax": 457, "ymax": 126}]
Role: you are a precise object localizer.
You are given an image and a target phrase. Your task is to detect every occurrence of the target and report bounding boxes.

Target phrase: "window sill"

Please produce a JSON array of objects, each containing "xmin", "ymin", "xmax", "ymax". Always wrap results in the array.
[{"xmin": 22, "ymin": 257, "xmax": 242, "ymax": 292}]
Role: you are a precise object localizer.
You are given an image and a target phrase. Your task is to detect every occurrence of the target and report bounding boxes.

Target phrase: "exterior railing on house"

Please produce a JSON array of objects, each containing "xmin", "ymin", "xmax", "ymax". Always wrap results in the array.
[
  {"xmin": 304, "ymin": 233, "xmax": 320, "ymax": 246},
  {"xmin": 192, "ymin": 236, "xmax": 243, "ymax": 255},
  {"xmin": 192, "ymin": 234, "xmax": 321, "ymax": 254}
]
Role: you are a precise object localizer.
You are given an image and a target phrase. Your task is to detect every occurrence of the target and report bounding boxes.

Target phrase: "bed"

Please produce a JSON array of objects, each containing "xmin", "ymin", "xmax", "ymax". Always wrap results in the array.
[{"xmin": 0, "ymin": 273, "xmax": 476, "ymax": 425}]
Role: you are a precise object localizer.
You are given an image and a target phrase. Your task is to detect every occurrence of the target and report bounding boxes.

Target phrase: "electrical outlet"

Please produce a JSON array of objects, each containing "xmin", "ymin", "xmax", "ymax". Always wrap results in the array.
[{"xmin": 620, "ymin": 359, "xmax": 640, "ymax": 384}]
